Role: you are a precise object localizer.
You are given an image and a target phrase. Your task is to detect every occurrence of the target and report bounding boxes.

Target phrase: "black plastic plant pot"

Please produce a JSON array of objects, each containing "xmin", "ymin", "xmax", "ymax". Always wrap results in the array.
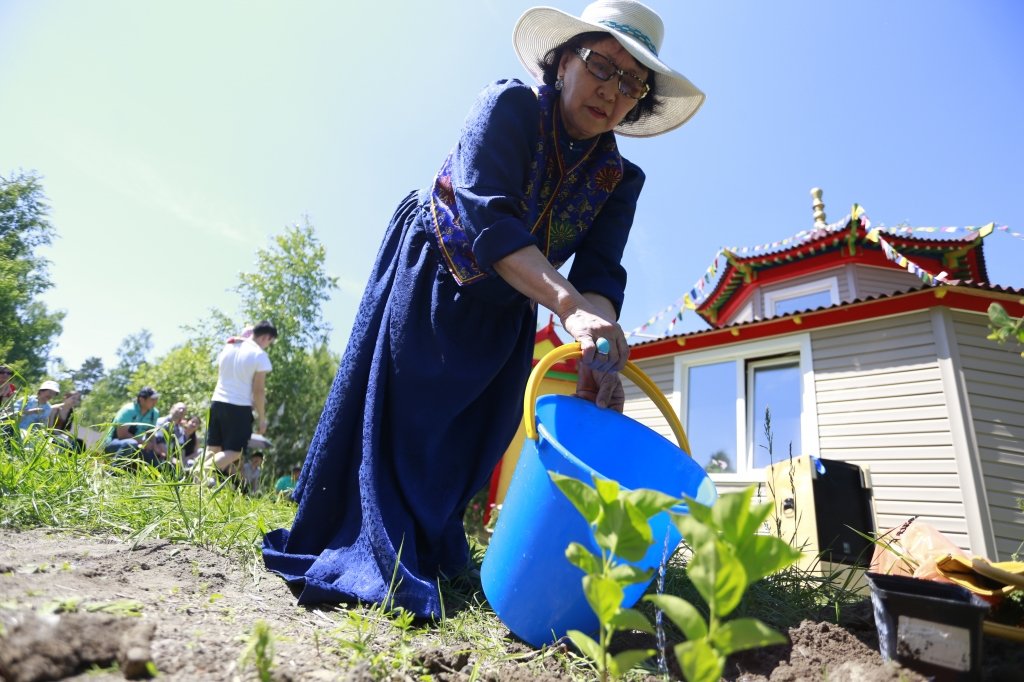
[{"xmin": 866, "ymin": 572, "xmax": 989, "ymax": 681}]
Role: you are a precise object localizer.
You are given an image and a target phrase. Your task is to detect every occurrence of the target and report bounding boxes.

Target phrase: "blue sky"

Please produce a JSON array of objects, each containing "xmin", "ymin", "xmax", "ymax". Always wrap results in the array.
[{"xmin": 2, "ymin": 0, "xmax": 1022, "ymax": 370}]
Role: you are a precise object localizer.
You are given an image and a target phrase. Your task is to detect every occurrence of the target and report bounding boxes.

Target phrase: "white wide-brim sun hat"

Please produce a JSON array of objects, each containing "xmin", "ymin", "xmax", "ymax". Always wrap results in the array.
[{"xmin": 513, "ymin": 0, "xmax": 705, "ymax": 137}]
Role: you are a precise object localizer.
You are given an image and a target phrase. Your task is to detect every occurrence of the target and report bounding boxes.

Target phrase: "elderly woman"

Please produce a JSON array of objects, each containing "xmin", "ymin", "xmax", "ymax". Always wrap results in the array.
[{"xmin": 263, "ymin": 0, "xmax": 705, "ymax": 618}]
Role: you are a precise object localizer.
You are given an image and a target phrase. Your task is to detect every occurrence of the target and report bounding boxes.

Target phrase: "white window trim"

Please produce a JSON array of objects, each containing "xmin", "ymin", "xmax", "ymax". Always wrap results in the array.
[
  {"xmin": 763, "ymin": 276, "xmax": 839, "ymax": 317},
  {"xmin": 674, "ymin": 333, "xmax": 820, "ymax": 485}
]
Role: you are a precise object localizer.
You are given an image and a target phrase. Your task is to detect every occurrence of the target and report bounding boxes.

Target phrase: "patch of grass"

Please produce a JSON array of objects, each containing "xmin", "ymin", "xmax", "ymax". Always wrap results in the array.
[{"xmin": 0, "ymin": 425, "xmax": 293, "ymax": 569}]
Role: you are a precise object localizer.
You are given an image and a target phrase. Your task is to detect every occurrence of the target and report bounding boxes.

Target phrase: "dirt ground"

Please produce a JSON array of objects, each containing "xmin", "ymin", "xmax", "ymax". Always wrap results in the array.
[{"xmin": 1, "ymin": 529, "xmax": 1021, "ymax": 681}]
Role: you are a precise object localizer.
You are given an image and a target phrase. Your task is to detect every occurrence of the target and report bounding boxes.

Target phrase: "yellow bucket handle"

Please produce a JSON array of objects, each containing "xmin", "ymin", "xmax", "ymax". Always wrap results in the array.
[{"xmin": 522, "ymin": 342, "xmax": 691, "ymax": 455}]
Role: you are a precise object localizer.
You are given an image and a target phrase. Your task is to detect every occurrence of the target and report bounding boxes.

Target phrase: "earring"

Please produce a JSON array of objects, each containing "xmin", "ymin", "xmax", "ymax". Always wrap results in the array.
[{"xmin": 555, "ymin": 77, "xmax": 564, "ymax": 91}]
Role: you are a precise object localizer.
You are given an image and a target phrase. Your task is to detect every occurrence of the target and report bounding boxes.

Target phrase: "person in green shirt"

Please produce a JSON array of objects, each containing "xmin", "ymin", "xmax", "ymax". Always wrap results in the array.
[
  {"xmin": 275, "ymin": 463, "xmax": 302, "ymax": 496},
  {"xmin": 103, "ymin": 386, "xmax": 161, "ymax": 465}
]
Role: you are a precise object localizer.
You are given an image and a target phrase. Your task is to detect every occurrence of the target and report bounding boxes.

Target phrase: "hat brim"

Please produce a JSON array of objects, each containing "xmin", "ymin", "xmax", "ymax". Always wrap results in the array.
[{"xmin": 512, "ymin": 6, "xmax": 705, "ymax": 137}]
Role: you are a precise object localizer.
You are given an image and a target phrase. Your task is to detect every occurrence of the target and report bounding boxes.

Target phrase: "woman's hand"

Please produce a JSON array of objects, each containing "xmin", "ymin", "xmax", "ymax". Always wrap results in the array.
[
  {"xmin": 575, "ymin": 365, "xmax": 625, "ymax": 412},
  {"xmin": 561, "ymin": 306, "xmax": 628, "ymax": 373},
  {"xmin": 487, "ymin": 243, "xmax": 630, "ymax": 374}
]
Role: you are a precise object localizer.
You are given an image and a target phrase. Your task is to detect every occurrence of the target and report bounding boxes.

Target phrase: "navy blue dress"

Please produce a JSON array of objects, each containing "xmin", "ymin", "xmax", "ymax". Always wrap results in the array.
[{"xmin": 262, "ymin": 80, "xmax": 644, "ymax": 618}]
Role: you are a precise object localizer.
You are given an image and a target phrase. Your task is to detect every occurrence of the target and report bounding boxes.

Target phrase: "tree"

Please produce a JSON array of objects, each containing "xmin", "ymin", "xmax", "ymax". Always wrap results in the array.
[
  {"xmin": 226, "ymin": 221, "xmax": 340, "ymax": 472},
  {"xmin": 131, "ymin": 342, "xmax": 217, "ymax": 418},
  {"xmin": 236, "ymin": 221, "xmax": 337, "ymax": 350},
  {"xmin": 0, "ymin": 170, "xmax": 64, "ymax": 380},
  {"xmin": 72, "ymin": 356, "xmax": 106, "ymax": 395},
  {"xmin": 704, "ymin": 449, "xmax": 733, "ymax": 474},
  {"xmin": 78, "ymin": 330, "xmax": 153, "ymax": 427}
]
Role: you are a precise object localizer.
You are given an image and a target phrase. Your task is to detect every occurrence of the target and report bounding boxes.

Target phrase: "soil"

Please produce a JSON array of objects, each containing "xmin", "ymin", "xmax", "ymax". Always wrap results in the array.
[{"xmin": 1, "ymin": 529, "xmax": 1021, "ymax": 681}]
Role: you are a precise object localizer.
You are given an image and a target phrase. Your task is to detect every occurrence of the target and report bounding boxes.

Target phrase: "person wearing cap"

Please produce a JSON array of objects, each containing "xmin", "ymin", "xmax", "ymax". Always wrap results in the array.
[
  {"xmin": 102, "ymin": 386, "xmax": 162, "ymax": 464},
  {"xmin": 263, "ymin": 0, "xmax": 705, "ymax": 618},
  {"xmin": 14, "ymin": 380, "xmax": 62, "ymax": 431}
]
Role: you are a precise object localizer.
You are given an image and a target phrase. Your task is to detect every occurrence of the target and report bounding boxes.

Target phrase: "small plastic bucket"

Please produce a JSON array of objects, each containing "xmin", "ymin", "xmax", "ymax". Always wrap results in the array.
[
  {"xmin": 866, "ymin": 572, "xmax": 989, "ymax": 681},
  {"xmin": 481, "ymin": 343, "xmax": 717, "ymax": 647}
]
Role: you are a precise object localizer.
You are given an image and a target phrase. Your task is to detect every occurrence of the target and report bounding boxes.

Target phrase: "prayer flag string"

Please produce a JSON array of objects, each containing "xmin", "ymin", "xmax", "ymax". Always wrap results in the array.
[{"xmin": 626, "ymin": 218, "xmax": 1011, "ymax": 340}]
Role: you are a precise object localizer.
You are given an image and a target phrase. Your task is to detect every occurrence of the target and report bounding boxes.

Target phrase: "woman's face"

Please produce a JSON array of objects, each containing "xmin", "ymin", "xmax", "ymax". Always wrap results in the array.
[{"xmin": 557, "ymin": 35, "xmax": 648, "ymax": 140}]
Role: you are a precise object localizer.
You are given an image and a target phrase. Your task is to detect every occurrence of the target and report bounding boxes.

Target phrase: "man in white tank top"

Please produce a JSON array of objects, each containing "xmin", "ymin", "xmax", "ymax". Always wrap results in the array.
[{"xmin": 199, "ymin": 320, "xmax": 277, "ymax": 475}]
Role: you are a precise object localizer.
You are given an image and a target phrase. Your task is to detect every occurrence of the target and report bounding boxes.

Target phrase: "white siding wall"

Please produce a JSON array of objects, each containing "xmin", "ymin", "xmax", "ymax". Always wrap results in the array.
[
  {"xmin": 624, "ymin": 355, "xmax": 676, "ymax": 442},
  {"xmin": 850, "ymin": 264, "xmax": 923, "ymax": 300},
  {"xmin": 628, "ymin": 304, "xmax": 1017, "ymax": 556},
  {"xmin": 951, "ymin": 309, "xmax": 1024, "ymax": 560},
  {"xmin": 734, "ymin": 300, "xmax": 755, "ymax": 325},
  {"xmin": 811, "ymin": 312, "xmax": 971, "ymax": 549}
]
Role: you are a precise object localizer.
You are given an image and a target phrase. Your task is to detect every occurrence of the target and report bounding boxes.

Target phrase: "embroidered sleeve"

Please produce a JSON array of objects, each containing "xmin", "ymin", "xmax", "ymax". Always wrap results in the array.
[
  {"xmin": 567, "ymin": 158, "xmax": 645, "ymax": 318},
  {"xmin": 450, "ymin": 80, "xmax": 541, "ymax": 273}
]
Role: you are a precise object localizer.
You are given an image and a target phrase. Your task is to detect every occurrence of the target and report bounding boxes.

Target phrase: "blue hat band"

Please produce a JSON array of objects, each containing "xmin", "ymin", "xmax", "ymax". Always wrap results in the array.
[{"xmin": 598, "ymin": 19, "xmax": 658, "ymax": 56}]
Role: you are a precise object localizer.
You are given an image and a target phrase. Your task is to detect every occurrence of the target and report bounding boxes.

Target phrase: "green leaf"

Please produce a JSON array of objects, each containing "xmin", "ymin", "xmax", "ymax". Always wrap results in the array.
[
  {"xmin": 644, "ymin": 594, "xmax": 708, "ymax": 641},
  {"xmin": 582, "ymin": 575, "xmax": 624, "ymax": 624},
  {"xmin": 594, "ymin": 476, "xmax": 620, "ymax": 504},
  {"xmin": 595, "ymin": 500, "xmax": 652, "ymax": 562},
  {"xmin": 551, "ymin": 472, "xmax": 600, "ymax": 523},
  {"xmin": 682, "ymin": 495, "xmax": 715, "ymax": 526},
  {"xmin": 734, "ymin": 535, "xmax": 802, "ymax": 584},
  {"xmin": 565, "ymin": 542, "xmax": 601, "ymax": 575},
  {"xmin": 623, "ymin": 488, "xmax": 680, "ymax": 519},
  {"xmin": 608, "ymin": 563, "xmax": 653, "ymax": 586},
  {"xmin": 609, "ymin": 607, "xmax": 655, "ymax": 634},
  {"xmin": 672, "ymin": 514, "xmax": 716, "ymax": 554},
  {"xmin": 568, "ymin": 630, "xmax": 604, "ymax": 671},
  {"xmin": 710, "ymin": 487, "xmax": 765, "ymax": 547},
  {"xmin": 608, "ymin": 648, "xmax": 656, "ymax": 677},
  {"xmin": 711, "ymin": 617, "xmax": 788, "ymax": 655},
  {"xmin": 989, "ymin": 302, "xmax": 1011, "ymax": 326},
  {"xmin": 674, "ymin": 639, "xmax": 725, "ymax": 682},
  {"xmin": 747, "ymin": 501, "xmax": 775, "ymax": 532},
  {"xmin": 687, "ymin": 537, "xmax": 747, "ymax": 617}
]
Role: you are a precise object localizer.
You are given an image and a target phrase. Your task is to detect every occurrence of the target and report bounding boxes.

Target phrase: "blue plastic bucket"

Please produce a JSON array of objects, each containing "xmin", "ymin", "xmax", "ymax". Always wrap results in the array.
[{"xmin": 481, "ymin": 348, "xmax": 717, "ymax": 647}]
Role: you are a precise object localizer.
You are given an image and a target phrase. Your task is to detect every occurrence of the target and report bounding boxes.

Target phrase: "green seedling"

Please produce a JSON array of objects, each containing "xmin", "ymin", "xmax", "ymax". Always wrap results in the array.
[
  {"xmin": 645, "ymin": 486, "xmax": 802, "ymax": 682},
  {"xmin": 550, "ymin": 471, "xmax": 678, "ymax": 681},
  {"xmin": 238, "ymin": 620, "xmax": 275, "ymax": 682},
  {"xmin": 84, "ymin": 599, "xmax": 145, "ymax": 617}
]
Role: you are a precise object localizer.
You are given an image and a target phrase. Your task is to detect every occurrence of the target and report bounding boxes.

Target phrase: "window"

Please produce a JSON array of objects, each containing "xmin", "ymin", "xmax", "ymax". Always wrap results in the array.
[
  {"xmin": 763, "ymin": 277, "xmax": 839, "ymax": 317},
  {"xmin": 748, "ymin": 358, "xmax": 802, "ymax": 469},
  {"xmin": 677, "ymin": 334, "xmax": 818, "ymax": 480},
  {"xmin": 685, "ymin": 361, "xmax": 737, "ymax": 473}
]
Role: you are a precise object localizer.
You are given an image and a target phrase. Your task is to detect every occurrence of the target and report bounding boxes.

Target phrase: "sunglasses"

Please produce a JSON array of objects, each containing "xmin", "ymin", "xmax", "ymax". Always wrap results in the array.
[{"xmin": 574, "ymin": 47, "xmax": 650, "ymax": 100}]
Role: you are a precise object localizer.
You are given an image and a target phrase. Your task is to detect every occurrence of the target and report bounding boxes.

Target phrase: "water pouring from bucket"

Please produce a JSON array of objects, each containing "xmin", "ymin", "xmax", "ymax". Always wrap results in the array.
[{"xmin": 480, "ymin": 343, "xmax": 718, "ymax": 648}]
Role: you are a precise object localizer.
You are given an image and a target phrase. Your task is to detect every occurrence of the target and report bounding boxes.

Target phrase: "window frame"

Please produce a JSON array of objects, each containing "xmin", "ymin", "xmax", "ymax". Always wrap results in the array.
[
  {"xmin": 763, "ymin": 276, "xmax": 840, "ymax": 317},
  {"xmin": 674, "ymin": 333, "xmax": 820, "ymax": 484}
]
